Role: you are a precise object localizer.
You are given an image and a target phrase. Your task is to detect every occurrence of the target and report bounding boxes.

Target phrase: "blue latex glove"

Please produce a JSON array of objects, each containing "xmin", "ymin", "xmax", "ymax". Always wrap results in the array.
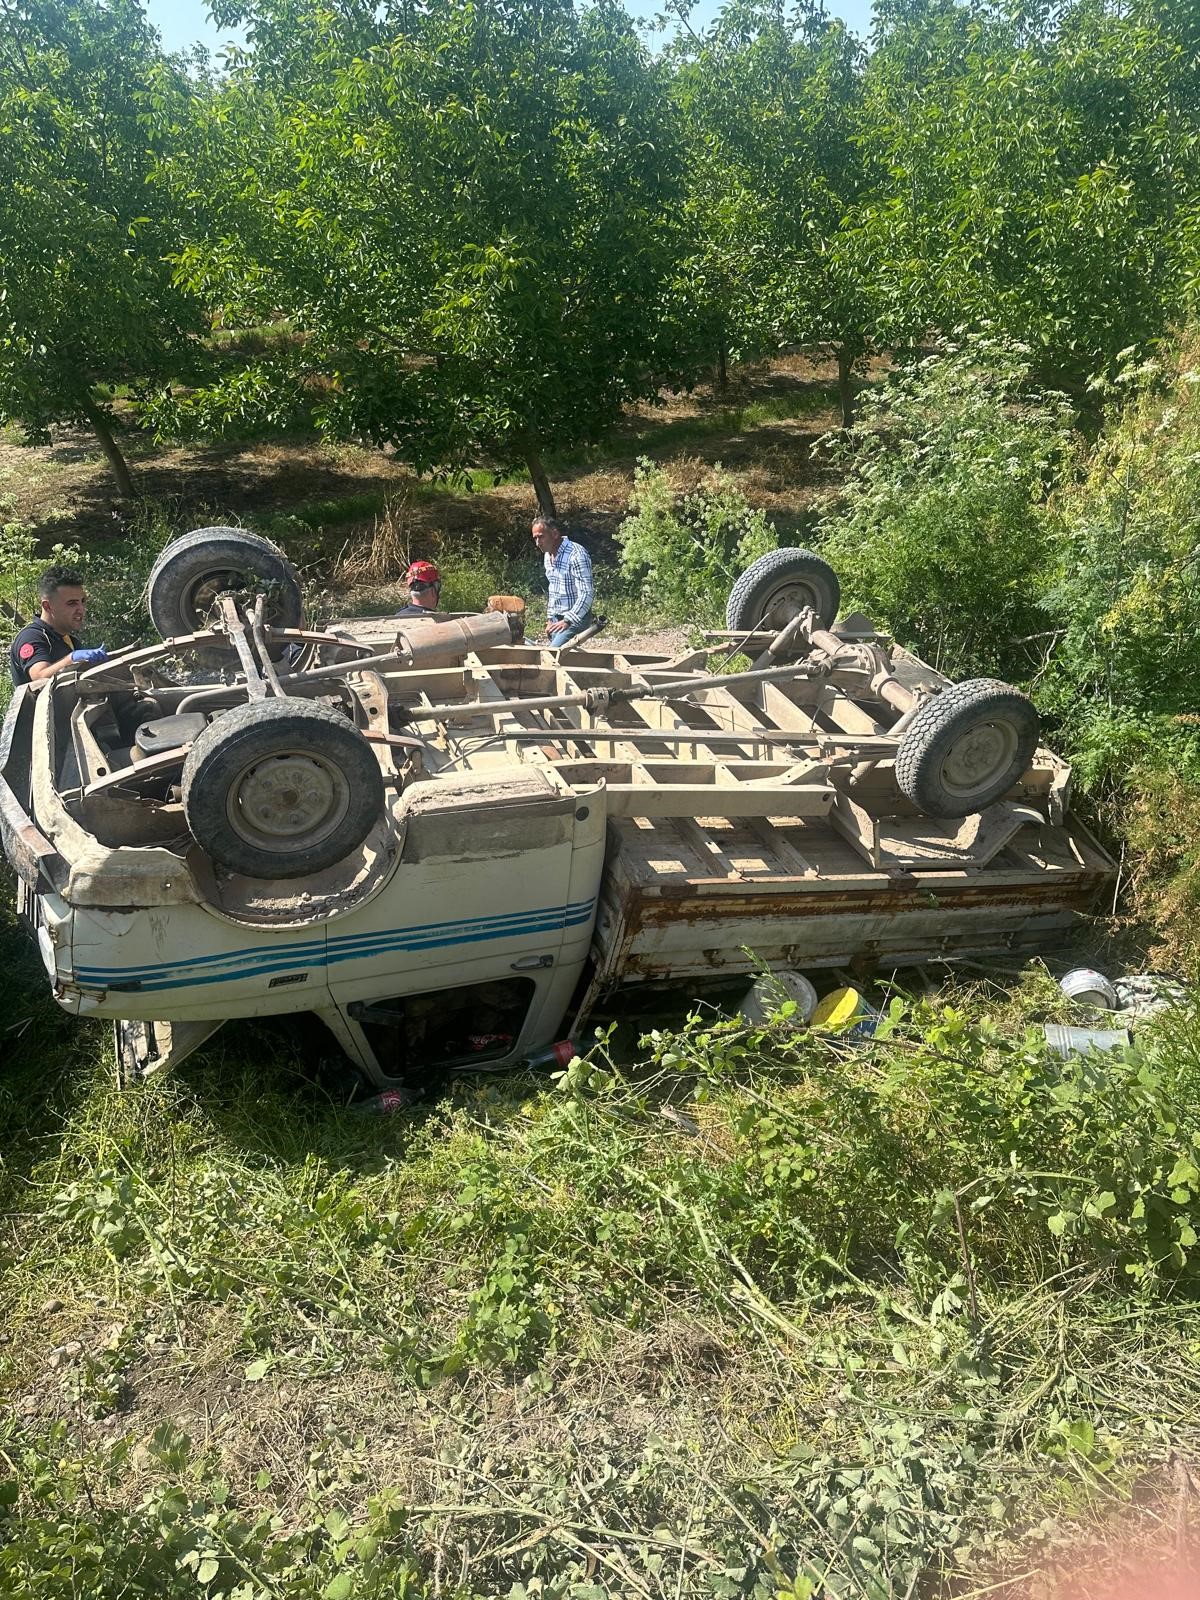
[{"xmin": 71, "ymin": 644, "xmax": 108, "ymax": 667}]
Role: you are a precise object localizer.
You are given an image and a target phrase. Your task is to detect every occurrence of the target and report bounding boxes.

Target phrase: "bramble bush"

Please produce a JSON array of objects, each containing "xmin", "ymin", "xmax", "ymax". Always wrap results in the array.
[
  {"xmin": 616, "ymin": 458, "xmax": 778, "ymax": 624},
  {"xmin": 1040, "ymin": 339, "xmax": 1200, "ymax": 782},
  {"xmin": 815, "ymin": 334, "xmax": 1075, "ymax": 680}
]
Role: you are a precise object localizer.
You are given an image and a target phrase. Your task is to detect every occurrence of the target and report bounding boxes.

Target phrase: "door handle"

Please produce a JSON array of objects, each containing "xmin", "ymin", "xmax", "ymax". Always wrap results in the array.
[{"xmin": 510, "ymin": 954, "xmax": 554, "ymax": 970}]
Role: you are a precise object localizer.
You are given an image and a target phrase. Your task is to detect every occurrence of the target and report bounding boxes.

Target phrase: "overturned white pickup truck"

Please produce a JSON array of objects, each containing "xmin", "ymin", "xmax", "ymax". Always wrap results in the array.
[{"xmin": 0, "ymin": 527, "xmax": 1114, "ymax": 1088}]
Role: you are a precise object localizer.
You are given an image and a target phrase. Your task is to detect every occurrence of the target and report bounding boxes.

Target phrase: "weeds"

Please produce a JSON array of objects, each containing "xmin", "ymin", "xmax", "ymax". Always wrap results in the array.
[
  {"xmin": 1, "ymin": 883, "xmax": 1198, "ymax": 1599},
  {"xmin": 617, "ymin": 459, "xmax": 778, "ymax": 624},
  {"xmin": 332, "ymin": 494, "xmax": 415, "ymax": 586}
]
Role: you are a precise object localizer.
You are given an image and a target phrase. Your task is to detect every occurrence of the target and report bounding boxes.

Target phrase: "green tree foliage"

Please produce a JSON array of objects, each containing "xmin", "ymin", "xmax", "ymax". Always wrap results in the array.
[
  {"xmin": 862, "ymin": 0, "xmax": 1200, "ymax": 385},
  {"xmin": 670, "ymin": 1, "xmax": 878, "ymax": 421},
  {"xmin": 816, "ymin": 335, "xmax": 1074, "ymax": 678},
  {"xmin": 0, "ymin": 0, "xmax": 206, "ymax": 495},
  {"xmin": 159, "ymin": 0, "xmax": 686, "ymax": 514}
]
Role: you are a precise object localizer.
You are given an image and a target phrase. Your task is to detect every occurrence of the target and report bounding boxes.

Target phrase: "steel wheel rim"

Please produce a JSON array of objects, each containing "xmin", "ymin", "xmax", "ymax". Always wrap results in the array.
[
  {"xmin": 756, "ymin": 579, "xmax": 822, "ymax": 628},
  {"xmin": 939, "ymin": 718, "xmax": 1020, "ymax": 800},
  {"xmin": 181, "ymin": 568, "xmax": 282, "ymax": 629},
  {"xmin": 182, "ymin": 569, "xmax": 250, "ymax": 629},
  {"xmin": 225, "ymin": 750, "xmax": 352, "ymax": 855}
]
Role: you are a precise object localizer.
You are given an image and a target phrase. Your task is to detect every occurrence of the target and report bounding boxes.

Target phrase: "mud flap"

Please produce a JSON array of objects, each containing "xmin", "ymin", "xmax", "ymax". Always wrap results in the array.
[{"xmin": 114, "ymin": 1018, "xmax": 223, "ymax": 1088}]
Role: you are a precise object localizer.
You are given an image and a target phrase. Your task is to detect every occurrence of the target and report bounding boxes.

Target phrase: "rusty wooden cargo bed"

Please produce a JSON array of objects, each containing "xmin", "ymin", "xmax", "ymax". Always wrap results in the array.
[{"xmin": 322, "ymin": 620, "xmax": 1118, "ymax": 987}]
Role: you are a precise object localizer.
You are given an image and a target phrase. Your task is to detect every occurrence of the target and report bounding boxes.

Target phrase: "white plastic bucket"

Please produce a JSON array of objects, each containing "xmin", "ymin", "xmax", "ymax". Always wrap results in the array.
[
  {"xmin": 740, "ymin": 970, "xmax": 819, "ymax": 1027},
  {"xmin": 1059, "ymin": 968, "xmax": 1119, "ymax": 1010}
]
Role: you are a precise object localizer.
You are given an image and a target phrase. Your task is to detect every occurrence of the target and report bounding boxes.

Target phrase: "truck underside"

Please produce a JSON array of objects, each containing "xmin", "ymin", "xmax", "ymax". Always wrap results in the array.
[{"xmin": 0, "ymin": 538, "xmax": 1116, "ymax": 1090}]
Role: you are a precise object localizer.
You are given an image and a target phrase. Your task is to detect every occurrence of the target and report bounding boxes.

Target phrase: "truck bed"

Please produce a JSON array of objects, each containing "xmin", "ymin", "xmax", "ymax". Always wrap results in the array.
[
  {"xmin": 361, "ymin": 628, "xmax": 1117, "ymax": 986},
  {"xmin": 591, "ymin": 804, "xmax": 1111, "ymax": 983}
]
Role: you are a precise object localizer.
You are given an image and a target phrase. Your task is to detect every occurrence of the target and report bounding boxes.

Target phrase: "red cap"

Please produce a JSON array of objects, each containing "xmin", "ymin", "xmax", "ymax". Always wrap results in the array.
[{"xmin": 406, "ymin": 560, "xmax": 440, "ymax": 584}]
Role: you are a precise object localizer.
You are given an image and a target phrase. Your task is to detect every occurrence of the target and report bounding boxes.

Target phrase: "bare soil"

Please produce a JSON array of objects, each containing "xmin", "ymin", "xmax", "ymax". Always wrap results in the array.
[{"xmin": 0, "ymin": 352, "xmax": 849, "ymax": 557}]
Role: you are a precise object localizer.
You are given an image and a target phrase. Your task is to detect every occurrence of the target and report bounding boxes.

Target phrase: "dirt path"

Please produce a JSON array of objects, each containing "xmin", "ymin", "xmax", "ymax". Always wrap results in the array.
[{"xmin": 603, "ymin": 621, "xmax": 693, "ymax": 656}]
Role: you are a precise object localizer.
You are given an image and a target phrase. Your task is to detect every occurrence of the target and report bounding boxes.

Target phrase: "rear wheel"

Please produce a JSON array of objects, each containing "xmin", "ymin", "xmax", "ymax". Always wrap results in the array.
[
  {"xmin": 895, "ymin": 679, "xmax": 1040, "ymax": 819},
  {"xmin": 147, "ymin": 526, "xmax": 304, "ymax": 641},
  {"xmin": 725, "ymin": 548, "xmax": 841, "ymax": 632},
  {"xmin": 182, "ymin": 697, "xmax": 383, "ymax": 878}
]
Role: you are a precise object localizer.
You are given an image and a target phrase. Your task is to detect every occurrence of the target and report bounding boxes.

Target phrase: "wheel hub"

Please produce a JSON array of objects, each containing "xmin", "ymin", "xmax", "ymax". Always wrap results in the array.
[
  {"xmin": 228, "ymin": 751, "xmax": 351, "ymax": 851},
  {"xmin": 940, "ymin": 720, "xmax": 1019, "ymax": 798},
  {"xmin": 184, "ymin": 570, "xmax": 245, "ymax": 627},
  {"xmin": 184, "ymin": 569, "xmax": 281, "ymax": 629},
  {"xmin": 760, "ymin": 581, "xmax": 820, "ymax": 628}
]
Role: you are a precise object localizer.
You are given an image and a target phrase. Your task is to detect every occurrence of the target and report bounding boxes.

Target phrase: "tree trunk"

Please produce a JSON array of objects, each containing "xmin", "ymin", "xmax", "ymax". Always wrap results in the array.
[
  {"xmin": 81, "ymin": 396, "xmax": 135, "ymax": 499},
  {"xmin": 836, "ymin": 343, "xmax": 857, "ymax": 429},
  {"xmin": 715, "ymin": 340, "xmax": 729, "ymax": 394},
  {"xmin": 522, "ymin": 440, "xmax": 557, "ymax": 519}
]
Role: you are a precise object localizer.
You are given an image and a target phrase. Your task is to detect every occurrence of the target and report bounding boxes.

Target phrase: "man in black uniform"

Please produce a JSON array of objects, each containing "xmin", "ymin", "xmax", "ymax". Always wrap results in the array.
[
  {"xmin": 9, "ymin": 565, "xmax": 107, "ymax": 687},
  {"xmin": 395, "ymin": 559, "xmax": 442, "ymax": 619}
]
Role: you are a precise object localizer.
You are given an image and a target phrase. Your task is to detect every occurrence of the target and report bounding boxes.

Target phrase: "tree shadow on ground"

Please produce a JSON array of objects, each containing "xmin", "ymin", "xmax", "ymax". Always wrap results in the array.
[{"xmin": 23, "ymin": 429, "xmax": 413, "ymax": 548}]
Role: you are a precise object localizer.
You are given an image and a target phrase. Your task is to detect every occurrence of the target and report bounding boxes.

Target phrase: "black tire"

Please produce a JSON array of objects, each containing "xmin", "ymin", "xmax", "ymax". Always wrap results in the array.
[
  {"xmin": 182, "ymin": 697, "xmax": 383, "ymax": 879},
  {"xmin": 725, "ymin": 548, "xmax": 841, "ymax": 632},
  {"xmin": 147, "ymin": 526, "xmax": 304, "ymax": 641},
  {"xmin": 895, "ymin": 679, "xmax": 1040, "ymax": 819}
]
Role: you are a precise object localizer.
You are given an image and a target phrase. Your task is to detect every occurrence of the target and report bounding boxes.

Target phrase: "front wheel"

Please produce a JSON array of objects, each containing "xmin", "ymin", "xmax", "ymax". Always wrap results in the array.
[
  {"xmin": 147, "ymin": 525, "xmax": 304, "ymax": 641},
  {"xmin": 895, "ymin": 679, "xmax": 1040, "ymax": 819},
  {"xmin": 725, "ymin": 548, "xmax": 841, "ymax": 632},
  {"xmin": 182, "ymin": 697, "xmax": 384, "ymax": 878}
]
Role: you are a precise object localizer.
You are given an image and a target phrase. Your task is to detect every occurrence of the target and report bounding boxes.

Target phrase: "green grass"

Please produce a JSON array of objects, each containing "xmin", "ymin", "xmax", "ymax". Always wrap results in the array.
[
  {"xmin": 2, "ymin": 874, "xmax": 1199, "ymax": 1597},
  {"xmin": 2, "ymin": 365, "xmax": 1199, "ymax": 1595},
  {"xmin": 621, "ymin": 390, "xmax": 836, "ymax": 455},
  {"xmin": 204, "ymin": 320, "xmax": 300, "ymax": 355}
]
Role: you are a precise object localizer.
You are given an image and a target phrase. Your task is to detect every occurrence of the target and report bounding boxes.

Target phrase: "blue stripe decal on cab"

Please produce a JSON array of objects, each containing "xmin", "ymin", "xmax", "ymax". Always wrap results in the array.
[{"xmin": 74, "ymin": 898, "xmax": 597, "ymax": 990}]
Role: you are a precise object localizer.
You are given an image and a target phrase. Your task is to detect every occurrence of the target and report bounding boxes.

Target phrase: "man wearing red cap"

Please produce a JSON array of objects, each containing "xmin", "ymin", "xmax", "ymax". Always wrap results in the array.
[{"xmin": 397, "ymin": 560, "xmax": 442, "ymax": 619}]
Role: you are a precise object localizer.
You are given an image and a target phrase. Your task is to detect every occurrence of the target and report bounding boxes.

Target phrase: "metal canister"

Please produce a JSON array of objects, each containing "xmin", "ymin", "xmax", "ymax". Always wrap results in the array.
[
  {"xmin": 1059, "ymin": 968, "xmax": 1119, "ymax": 1010},
  {"xmin": 740, "ymin": 970, "xmax": 819, "ymax": 1027},
  {"xmin": 394, "ymin": 611, "xmax": 517, "ymax": 666},
  {"xmin": 812, "ymin": 985, "xmax": 877, "ymax": 1038}
]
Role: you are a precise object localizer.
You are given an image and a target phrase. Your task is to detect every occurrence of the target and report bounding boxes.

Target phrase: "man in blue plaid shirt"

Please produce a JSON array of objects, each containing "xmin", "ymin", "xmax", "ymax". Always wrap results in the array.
[{"xmin": 532, "ymin": 516, "xmax": 594, "ymax": 649}]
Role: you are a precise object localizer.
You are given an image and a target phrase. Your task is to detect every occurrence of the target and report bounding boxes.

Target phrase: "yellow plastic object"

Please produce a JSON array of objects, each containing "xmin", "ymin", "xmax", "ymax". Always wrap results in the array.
[{"xmin": 811, "ymin": 986, "xmax": 866, "ymax": 1032}]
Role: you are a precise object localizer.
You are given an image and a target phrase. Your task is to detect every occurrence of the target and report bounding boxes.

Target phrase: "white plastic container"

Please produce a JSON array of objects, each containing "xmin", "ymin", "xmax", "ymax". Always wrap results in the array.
[
  {"xmin": 1059, "ymin": 968, "xmax": 1119, "ymax": 1011},
  {"xmin": 740, "ymin": 970, "xmax": 819, "ymax": 1027},
  {"xmin": 1043, "ymin": 1022, "xmax": 1132, "ymax": 1058}
]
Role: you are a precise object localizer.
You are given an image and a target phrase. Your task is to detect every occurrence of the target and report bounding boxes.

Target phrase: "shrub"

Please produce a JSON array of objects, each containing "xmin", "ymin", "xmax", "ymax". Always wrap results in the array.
[
  {"xmin": 1031, "ymin": 334, "xmax": 1200, "ymax": 971},
  {"xmin": 1040, "ymin": 338, "xmax": 1200, "ymax": 783},
  {"xmin": 616, "ymin": 458, "xmax": 778, "ymax": 625},
  {"xmin": 0, "ymin": 518, "xmax": 83, "ymax": 628},
  {"xmin": 816, "ymin": 334, "xmax": 1076, "ymax": 679}
]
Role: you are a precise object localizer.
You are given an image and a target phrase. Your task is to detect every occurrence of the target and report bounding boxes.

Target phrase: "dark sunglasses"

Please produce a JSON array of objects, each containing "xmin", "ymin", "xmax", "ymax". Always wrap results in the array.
[{"xmin": 409, "ymin": 580, "xmax": 439, "ymax": 592}]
